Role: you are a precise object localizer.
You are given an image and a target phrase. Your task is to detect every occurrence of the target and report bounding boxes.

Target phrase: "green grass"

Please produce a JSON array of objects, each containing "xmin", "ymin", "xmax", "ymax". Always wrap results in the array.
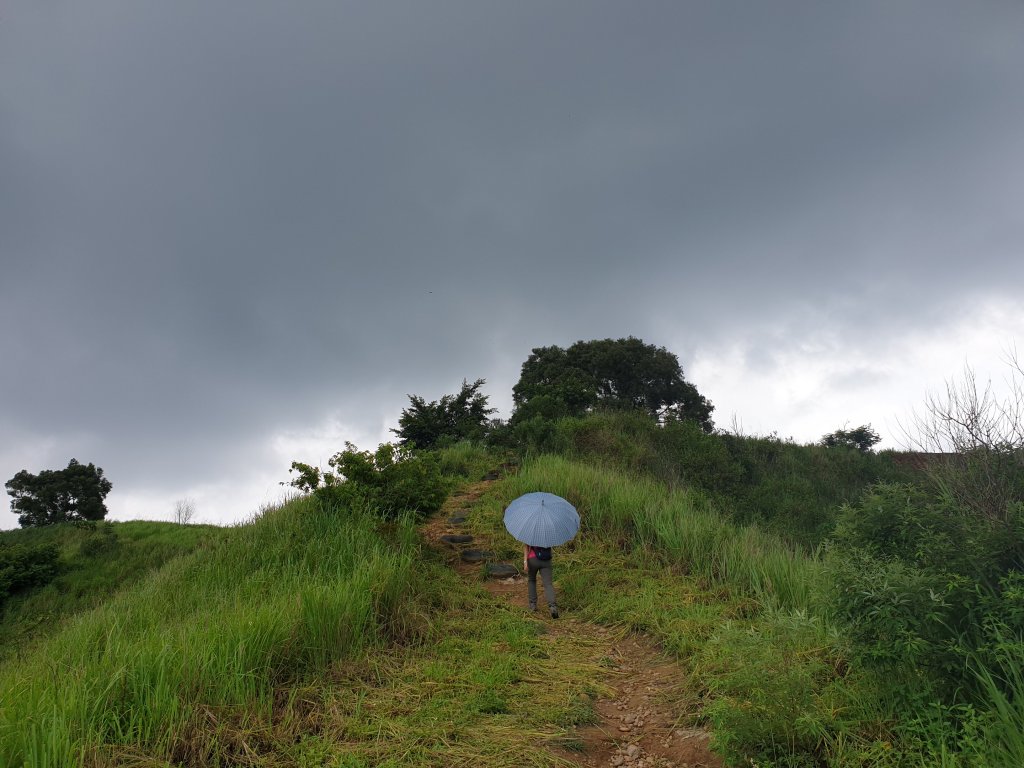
[
  {"xmin": 475, "ymin": 454, "xmax": 823, "ymax": 612},
  {"xmin": 0, "ymin": 520, "xmax": 218, "ymax": 658},
  {"xmin": 1, "ymin": 442, "xmax": 1016, "ymax": 767},
  {"xmin": 312, "ymin": 567, "xmax": 614, "ymax": 768},
  {"xmin": 0, "ymin": 481, "xmax": 633, "ymax": 767},
  {"xmin": 463, "ymin": 454, "xmax": 996, "ymax": 767},
  {"xmin": 0, "ymin": 498, "xmax": 424, "ymax": 767},
  {"xmin": 433, "ymin": 440, "xmax": 505, "ymax": 483}
]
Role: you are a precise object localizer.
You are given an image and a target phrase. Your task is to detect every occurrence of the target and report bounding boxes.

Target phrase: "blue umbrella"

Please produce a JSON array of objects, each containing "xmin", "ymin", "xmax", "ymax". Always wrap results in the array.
[{"xmin": 503, "ymin": 492, "xmax": 580, "ymax": 548}]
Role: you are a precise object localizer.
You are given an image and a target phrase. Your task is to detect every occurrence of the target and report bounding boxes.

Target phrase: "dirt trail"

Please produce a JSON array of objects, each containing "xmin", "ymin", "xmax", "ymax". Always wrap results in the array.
[{"xmin": 423, "ymin": 480, "xmax": 723, "ymax": 768}]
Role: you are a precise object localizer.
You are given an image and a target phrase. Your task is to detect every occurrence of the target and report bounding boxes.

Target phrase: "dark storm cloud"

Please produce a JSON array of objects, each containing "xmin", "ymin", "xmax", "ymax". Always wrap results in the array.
[{"xmin": 3, "ymin": 1, "xmax": 1023, "ymax": 524}]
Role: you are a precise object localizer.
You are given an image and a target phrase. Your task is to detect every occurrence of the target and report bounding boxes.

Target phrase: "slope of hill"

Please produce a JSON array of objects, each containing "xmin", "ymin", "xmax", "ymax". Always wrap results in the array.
[
  {"xmin": 0, "ymin": 520, "xmax": 221, "ymax": 659},
  {"xmin": 0, "ymin": 426, "xmax": 1019, "ymax": 767}
]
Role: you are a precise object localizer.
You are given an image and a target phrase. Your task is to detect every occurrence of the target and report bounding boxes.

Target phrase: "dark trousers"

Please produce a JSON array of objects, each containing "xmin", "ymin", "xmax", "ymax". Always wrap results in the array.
[{"xmin": 527, "ymin": 557, "xmax": 556, "ymax": 608}]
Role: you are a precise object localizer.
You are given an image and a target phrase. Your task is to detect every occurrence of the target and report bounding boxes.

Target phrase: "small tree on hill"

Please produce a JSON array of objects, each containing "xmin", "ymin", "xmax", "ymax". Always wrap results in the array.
[
  {"xmin": 392, "ymin": 378, "xmax": 496, "ymax": 449},
  {"xmin": 512, "ymin": 337, "xmax": 714, "ymax": 431},
  {"xmin": 821, "ymin": 424, "xmax": 881, "ymax": 452},
  {"xmin": 6, "ymin": 459, "xmax": 113, "ymax": 528},
  {"xmin": 173, "ymin": 498, "xmax": 196, "ymax": 525}
]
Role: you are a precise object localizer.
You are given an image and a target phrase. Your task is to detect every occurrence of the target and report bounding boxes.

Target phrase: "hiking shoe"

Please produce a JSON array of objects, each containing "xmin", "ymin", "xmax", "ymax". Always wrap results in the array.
[
  {"xmin": 528, "ymin": 603, "xmax": 537, "ymax": 612},
  {"xmin": 550, "ymin": 605, "xmax": 560, "ymax": 619}
]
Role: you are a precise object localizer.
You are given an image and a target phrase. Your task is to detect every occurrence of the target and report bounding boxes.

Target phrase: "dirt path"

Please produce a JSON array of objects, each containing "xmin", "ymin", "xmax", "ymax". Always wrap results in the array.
[{"xmin": 423, "ymin": 480, "xmax": 723, "ymax": 768}]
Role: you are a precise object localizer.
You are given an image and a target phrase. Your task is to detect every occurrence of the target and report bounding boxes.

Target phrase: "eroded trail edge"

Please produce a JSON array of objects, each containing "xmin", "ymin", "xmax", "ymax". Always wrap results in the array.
[{"xmin": 423, "ymin": 479, "xmax": 723, "ymax": 768}]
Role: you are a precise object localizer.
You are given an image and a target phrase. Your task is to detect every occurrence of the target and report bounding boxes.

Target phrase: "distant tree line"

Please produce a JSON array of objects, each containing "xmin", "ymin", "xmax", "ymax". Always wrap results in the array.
[
  {"xmin": 284, "ymin": 336, "xmax": 714, "ymax": 518},
  {"xmin": 391, "ymin": 337, "xmax": 714, "ymax": 451}
]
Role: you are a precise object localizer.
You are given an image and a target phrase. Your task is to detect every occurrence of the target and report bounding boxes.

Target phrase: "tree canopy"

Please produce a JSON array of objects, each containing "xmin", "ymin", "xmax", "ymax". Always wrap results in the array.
[
  {"xmin": 392, "ymin": 378, "xmax": 497, "ymax": 449},
  {"xmin": 6, "ymin": 459, "xmax": 113, "ymax": 527},
  {"xmin": 820, "ymin": 425, "xmax": 881, "ymax": 452},
  {"xmin": 512, "ymin": 337, "xmax": 714, "ymax": 431}
]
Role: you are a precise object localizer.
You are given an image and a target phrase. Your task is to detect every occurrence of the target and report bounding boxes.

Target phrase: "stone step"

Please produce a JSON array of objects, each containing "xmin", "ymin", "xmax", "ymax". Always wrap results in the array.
[
  {"xmin": 447, "ymin": 515, "xmax": 467, "ymax": 524},
  {"xmin": 486, "ymin": 563, "xmax": 519, "ymax": 578},
  {"xmin": 460, "ymin": 549, "xmax": 492, "ymax": 563},
  {"xmin": 440, "ymin": 534, "xmax": 473, "ymax": 545}
]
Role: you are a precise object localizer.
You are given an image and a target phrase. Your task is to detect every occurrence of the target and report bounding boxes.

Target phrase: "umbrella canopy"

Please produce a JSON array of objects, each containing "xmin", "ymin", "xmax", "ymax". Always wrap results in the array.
[{"xmin": 503, "ymin": 492, "xmax": 580, "ymax": 548}]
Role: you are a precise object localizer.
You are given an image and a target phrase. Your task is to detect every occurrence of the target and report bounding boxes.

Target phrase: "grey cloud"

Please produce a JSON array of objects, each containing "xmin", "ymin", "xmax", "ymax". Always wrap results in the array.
[{"xmin": 3, "ymin": 1, "xmax": 1024, "ymax": 524}]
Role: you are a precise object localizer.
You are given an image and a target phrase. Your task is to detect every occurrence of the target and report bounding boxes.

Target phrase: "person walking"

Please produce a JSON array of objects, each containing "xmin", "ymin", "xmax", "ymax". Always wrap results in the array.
[
  {"xmin": 523, "ymin": 543, "xmax": 559, "ymax": 618},
  {"xmin": 504, "ymin": 491, "xmax": 579, "ymax": 621}
]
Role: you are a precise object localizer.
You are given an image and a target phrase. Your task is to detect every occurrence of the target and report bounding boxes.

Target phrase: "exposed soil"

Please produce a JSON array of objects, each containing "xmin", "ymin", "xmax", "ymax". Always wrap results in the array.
[{"xmin": 422, "ymin": 479, "xmax": 723, "ymax": 768}]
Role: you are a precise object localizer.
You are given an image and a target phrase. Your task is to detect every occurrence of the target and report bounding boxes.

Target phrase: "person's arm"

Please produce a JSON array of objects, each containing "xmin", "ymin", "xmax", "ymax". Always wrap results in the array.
[{"xmin": 523, "ymin": 544, "xmax": 529, "ymax": 572}]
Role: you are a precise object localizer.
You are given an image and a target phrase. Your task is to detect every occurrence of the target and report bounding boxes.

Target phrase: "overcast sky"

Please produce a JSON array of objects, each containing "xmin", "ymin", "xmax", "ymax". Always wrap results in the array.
[{"xmin": 3, "ymin": 1, "xmax": 1023, "ymax": 528}]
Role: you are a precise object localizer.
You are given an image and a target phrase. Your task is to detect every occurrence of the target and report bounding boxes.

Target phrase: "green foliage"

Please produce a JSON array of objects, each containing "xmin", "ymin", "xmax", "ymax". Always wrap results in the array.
[
  {"xmin": 827, "ymin": 484, "xmax": 1024, "ymax": 704},
  {"xmin": 971, "ymin": 624, "xmax": 1024, "ymax": 767},
  {"xmin": 927, "ymin": 446, "xmax": 1024, "ymax": 525},
  {"xmin": 512, "ymin": 337, "xmax": 714, "ymax": 431},
  {"xmin": 830, "ymin": 483, "xmax": 1017, "ymax": 581},
  {"xmin": 702, "ymin": 614, "xmax": 844, "ymax": 767},
  {"xmin": 432, "ymin": 441, "xmax": 502, "ymax": 481},
  {"xmin": 393, "ymin": 378, "xmax": 496, "ymax": 450},
  {"xmin": 0, "ymin": 498, "xmax": 424, "ymax": 767},
  {"xmin": 0, "ymin": 540, "xmax": 60, "ymax": 605},
  {"xmin": 494, "ymin": 454, "xmax": 821, "ymax": 611},
  {"xmin": 512, "ymin": 410, "xmax": 904, "ymax": 548},
  {"xmin": 821, "ymin": 424, "xmax": 882, "ymax": 452},
  {"xmin": 0, "ymin": 521, "xmax": 215, "ymax": 657},
  {"xmin": 288, "ymin": 442, "xmax": 447, "ymax": 519},
  {"xmin": 6, "ymin": 458, "xmax": 113, "ymax": 527},
  {"xmin": 828, "ymin": 547, "xmax": 973, "ymax": 692}
]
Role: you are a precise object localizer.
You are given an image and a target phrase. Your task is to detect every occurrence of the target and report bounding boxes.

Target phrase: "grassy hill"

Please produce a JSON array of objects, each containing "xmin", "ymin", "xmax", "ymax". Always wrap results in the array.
[
  {"xmin": 1, "ymin": 420, "xmax": 1021, "ymax": 767},
  {"xmin": 0, "ymin": 520, "xmax": 221, "ymax": 659}
]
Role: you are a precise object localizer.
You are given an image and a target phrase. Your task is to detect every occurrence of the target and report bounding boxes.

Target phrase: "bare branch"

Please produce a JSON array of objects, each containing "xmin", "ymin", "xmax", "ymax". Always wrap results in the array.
[{"xmin": 173, "ymin": 498, "xmax": 196, "ymax": 525}]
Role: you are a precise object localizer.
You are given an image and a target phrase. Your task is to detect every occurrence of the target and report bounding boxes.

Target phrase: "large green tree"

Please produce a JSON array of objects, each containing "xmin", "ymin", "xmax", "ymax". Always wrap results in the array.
[
  {"xmin": 392, "ymin": 378, "xmax": 497, "ymax": 449},
  {"xmin": 512, "ymin": 337, "xmax": 714, "ymax": 431},
  {"xmin": 6, "ymin": 459, "xmax": 113, "ymax": 527}
]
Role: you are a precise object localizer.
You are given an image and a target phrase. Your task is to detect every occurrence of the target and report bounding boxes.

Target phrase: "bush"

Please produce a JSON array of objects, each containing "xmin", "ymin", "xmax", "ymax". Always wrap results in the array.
[
  {"xmin": 77, "ymin": 523, "xmax": 119, "ymax": 557},
  {"xmin": 702, "ymin": 613, "xmax": 841, "ymax": 767},
  {"xmin": 287, "ymin": 443, "xmax": 448, "ymax": 519},
  {"xmin": 827, "ymin": 547, "xmax": 974, "ymax": 692},
  {"xmin": 827, "ymin": 485, "xmax": 1024, "ymax": 702},
  {"xmin": 0, "ymin": 542, "xmax": 60, "ymax": 604}
]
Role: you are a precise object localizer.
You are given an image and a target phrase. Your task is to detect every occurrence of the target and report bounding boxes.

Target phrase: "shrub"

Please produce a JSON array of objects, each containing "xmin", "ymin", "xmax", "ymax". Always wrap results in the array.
[
  {"xmin": 827, "ymin": 485, "xmax": 1024, "ymax": 702},
  {"xmin": 287, "ymin": 443, "xmax": 447, "ymax": 519},
  {"xmin": 78, "ymin": 522, "xmax": 119, "ymax": 557},
  {"xmin": 0, "ymin": 542, "xmax": 60, "ymax": 604}
]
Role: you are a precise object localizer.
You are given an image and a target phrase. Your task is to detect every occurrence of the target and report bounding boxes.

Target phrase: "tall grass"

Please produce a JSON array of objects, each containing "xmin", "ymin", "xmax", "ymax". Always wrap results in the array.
[
  {"xmin": 972, "ymin": 630, "xmax": 1024, "ymax": 766},
  {"xmin": 433, "ymin": 440, "xmax": 500, "ymax": 482},
  {"xmin": 1, "ymin": 520, "xmax": 217, "ymax": 658},
  {"xmin": 0, "ymin": 497, "xmax": 423, "ymax": 767},
  {"xmin": 495, "ymin": 454, "xmax": 822, "ymax": 611}
]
